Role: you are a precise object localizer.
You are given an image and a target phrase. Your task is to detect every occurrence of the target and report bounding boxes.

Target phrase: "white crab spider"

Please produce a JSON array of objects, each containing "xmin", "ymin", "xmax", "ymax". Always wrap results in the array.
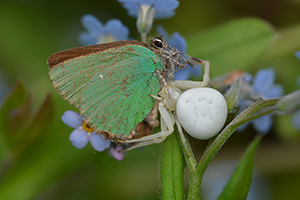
[{"xmin": 119, "ymin": 61, "xmax": 228, "ymax": 151}]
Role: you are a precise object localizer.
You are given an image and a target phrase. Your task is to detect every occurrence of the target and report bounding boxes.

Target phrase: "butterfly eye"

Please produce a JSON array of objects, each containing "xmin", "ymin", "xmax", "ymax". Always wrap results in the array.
[{"xmin": 153, "ymin": 39, "xmax": 163, "ymax": 49}]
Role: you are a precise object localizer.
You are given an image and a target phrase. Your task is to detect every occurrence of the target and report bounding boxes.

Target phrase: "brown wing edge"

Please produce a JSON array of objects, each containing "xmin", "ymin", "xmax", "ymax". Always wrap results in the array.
[{"xmin": 47, "ymin": 40, "xmax": 149, "ymax": 69}]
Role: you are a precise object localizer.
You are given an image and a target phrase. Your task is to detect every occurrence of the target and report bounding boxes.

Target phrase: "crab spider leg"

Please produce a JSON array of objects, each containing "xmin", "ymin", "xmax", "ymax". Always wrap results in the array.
[
  {"xmin": 173, "ymin": 60, "xmax": 210, "ymax": 89},
  {"xmin": 174, "ymin": 114, "xmax": 191, "ymax": 157},
  {"xmin": 122, "ymin": 113, "xmax": 169, "ymax": 152},
  {"xmin": 120, "ymin": 103, "xmax": 175, "ymax": 151},
  {"xmin": 160, "ymin": 111, "xmax": 167, "ymax": 131}
]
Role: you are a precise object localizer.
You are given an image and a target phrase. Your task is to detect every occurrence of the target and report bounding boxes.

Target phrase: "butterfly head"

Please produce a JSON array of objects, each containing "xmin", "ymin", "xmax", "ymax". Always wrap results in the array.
[
  {"xmin": 149, "ymin": 35, "xmax": 184, "ymax": 82},
  {"xmin": 150, "ymin": 35, "xmax": 205, "ymax": 82},
  {"xmin": 149, "ymin": 34, "xmax": 168, "ymax": 52}
]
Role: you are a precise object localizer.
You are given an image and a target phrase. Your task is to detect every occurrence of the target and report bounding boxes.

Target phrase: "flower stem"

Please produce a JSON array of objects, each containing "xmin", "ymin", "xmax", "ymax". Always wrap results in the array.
[
  {"xmin": 175, "ymin": 124, "xmax": 197, "ymax": 170},
  {"xmin": 187, "ymin": 170, "xmax": 203, "ymax": 200},
  {"xmin": 160, "ymin": 127, "xmax": 185, "ymax": 200}
]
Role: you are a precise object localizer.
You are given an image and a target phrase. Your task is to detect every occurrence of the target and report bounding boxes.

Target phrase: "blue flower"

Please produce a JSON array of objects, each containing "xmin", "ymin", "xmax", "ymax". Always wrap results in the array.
[
  {"xmin": 252, "ymin": 68, "xmax": 283, "ymax": 99},
  {"xmin": 295, "ymin": 50, "xmax": 300, "ymax": 61},
  {"xmin": 109, "ymin": 144, "xmax": 126, "ymax": 161},
  {"xmin": 79, "ymin": 14, "xmax": 129, "ymax": 45},
  {"xmin": 156, "ymin": 25, "xmax": 201, "ymax": 80},
  {"xmin": 62, "ymin": 110, "xmax": 111, "ymax": 151},
  {"xmin": 238, "ymin": 68, "xmax": 284, "ymax": 134},
  {"xmin": 119, "ymin": 0, "xmax": 179, "ymax": 42},
  {"xmin": 156, "ymin": 25, "xmax": 186, "ymax": 52},
  {"xmin": 118, "ymin": 0, "xmax": 179, "ymax": 19}
]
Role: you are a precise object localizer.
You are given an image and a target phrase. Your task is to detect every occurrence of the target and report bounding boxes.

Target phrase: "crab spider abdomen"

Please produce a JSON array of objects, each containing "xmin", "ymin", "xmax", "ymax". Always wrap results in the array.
[{"xmin": 176, "ymin": 87, "xmax": 228, "ymax": 140}]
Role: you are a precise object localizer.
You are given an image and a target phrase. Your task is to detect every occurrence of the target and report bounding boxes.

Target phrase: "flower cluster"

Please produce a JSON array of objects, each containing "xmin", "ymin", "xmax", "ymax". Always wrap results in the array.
[
  {"xmin": 118, "ymin": 0, "xmax": 179, "ymax": 41},
  {"xmin": 62, "ymin": 111, "xmax": 125, "ymax": 161},
  {"xmin": 79, "ymin": 14, "xmax": 130, "ymax": 45},
  {"xmin": 238, "ymin": 68, "xmax": 284, "ymax": 134},
  {"xmin": 118, "ymin": 0, "xmax": 179, "ymax": 19}
]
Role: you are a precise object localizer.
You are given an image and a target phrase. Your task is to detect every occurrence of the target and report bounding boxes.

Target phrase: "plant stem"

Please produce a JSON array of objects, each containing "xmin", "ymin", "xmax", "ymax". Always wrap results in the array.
[
  {"xmin": 160, "ymin": 127, "xmax": 185, "ymax": 200},
  {"xmin": 175, "ymin": 125, "xmax": 197, "ymax": 170},
  {"xmin": 141, "ymin": 32, "xmax": 147, "ymax": 43},
  {"xmin": 187, "ymin": 170, "xmax": 203, "ymax": 200}
]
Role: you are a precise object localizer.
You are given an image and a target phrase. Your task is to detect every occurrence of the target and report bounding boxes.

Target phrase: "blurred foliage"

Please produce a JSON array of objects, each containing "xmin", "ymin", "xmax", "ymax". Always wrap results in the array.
[
  {"xmin": 0, "ymin": 0, "xmax": 300, "ymax": 200},
  {"xmin": 217, "ymin": 136, "xmax": 261, "ymax": 200},
  {"xmin": 187, "ymin": 17, "xmax": 275, "ymax": 77}
]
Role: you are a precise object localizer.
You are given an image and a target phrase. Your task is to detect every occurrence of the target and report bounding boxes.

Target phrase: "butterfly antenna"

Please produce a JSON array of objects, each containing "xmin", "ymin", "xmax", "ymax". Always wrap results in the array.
[
  {"xmin": 169, "ymin": 45, "xmax": 193, "ymax": 68},
  {"xmin": 164, "ymin": 43, "xmax": 195, "ymax": 68},
  {"xmin": 180, "ymin": 55, "xmax": 196, "ymax": 69},
  {"xmin": 160, "ymin": 53, "xmax": 187, "ymax": 68},
  {"xmin": 181, "ymin": 50, "xmax": 204, "ymax": 64},
  {"xmin": 167, "ymin": 43, "xmax": 205, "ymax": 66}
]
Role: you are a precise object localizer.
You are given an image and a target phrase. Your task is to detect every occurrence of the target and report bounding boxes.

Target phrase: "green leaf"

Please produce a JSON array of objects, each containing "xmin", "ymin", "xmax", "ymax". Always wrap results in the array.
[
  {"xmin": 0, "ymin": 81, "xmax": 55, "ymax": 157},
  {"xmin": 255, "ymin": 23, "xmax": 300, "ymax": 92},
  {"xmin": 0, "ymin": 130, "xmax": 91, "ymax": 200},
  {"xmin": 276, "ymin": 89, "xmax": 300, "ymax": 112},
  {"xmin": 217, "ymin": 135, "xmax": 262, "ymax": 200},
  {"xmin": 13, "ymin": 94, "xmax": 55, "ymax": 156},
  {"xmin": 187, "ymin": 18, "xmax": 275, "ymax": 77},
  {"xmin": 0, "ymin": 93, "xmax": 88, "ymax": 200},
  {"xmin": 0, "ymin": 82, "xmax": 28, "ymax": 134},
  {"xmin": 0, "ymin": 82, "xmax": 28, "ymax": 161},
  {"xmin": 225, "ymin": 77, "xmax": 242, "ymax": 112},
  {"xmin": 160, "ymin": 128, "xmax": 185, "ymax": 200}
]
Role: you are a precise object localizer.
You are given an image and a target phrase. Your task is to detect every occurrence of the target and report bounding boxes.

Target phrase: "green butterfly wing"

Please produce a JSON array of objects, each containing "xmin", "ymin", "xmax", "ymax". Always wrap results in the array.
[{"xmin": 48, "ymin": 41, "xmax": 163, "ymax": 137}]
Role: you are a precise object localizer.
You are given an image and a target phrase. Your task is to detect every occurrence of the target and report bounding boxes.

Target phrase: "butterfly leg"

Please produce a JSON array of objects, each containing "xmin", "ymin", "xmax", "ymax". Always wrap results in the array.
[
  {"xmin": 121, "ymin": 102, "xmax": 175, "ymax": 151},
  {"xmin": 149, "ymin": 94, "xmax": 162, "ymax": 101},
  {"xmin": 173, "ymin": 60, "xmax": 210, "ymax": 89}
]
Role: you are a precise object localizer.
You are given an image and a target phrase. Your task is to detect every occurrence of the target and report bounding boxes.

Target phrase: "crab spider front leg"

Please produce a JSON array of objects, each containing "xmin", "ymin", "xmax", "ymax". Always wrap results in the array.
[
  {"xmin": 120, "ymin": 102, "xmax": 175, "ymax": 151},
  {"xmin": 174, "ymin": 60, "xmax": 210, "ymax": 89},
  {"xmin": 173, "ymin": 113, "xmax": 191, "ymax": 157}
]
